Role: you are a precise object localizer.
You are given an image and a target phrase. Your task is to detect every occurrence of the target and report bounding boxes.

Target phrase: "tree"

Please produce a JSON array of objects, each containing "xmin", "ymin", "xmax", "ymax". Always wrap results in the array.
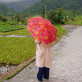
[
  {"xmin": 47, "ymin": 10, "xmax": 56, "ymax": 23},
  {"xmin": 0, "ymin": 15, "xmax": 7, "ymax": 22},
  {"xmin": 41, "ymin": 5, "xmax": 46, "ymax": 18},
  {"xmin": 21, "ymin": 18, "xmax": 27, "ymax": 25},
  {"xmin": 47, "ymin": 8, "xmax": 65, "ymax": 24},
  {"xmin": 15, "ymin": 14, "xmax": 21, "ymax": 24},
  {"xmin": 55, "ymin": 8, "xmax": 64, "ymax": 24}
]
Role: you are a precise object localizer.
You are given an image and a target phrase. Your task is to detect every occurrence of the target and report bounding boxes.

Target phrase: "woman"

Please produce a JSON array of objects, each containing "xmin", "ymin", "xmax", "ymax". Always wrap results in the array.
[{"xmin": 35, "ymin": 39, "xmax": 52, "ymax": 81}]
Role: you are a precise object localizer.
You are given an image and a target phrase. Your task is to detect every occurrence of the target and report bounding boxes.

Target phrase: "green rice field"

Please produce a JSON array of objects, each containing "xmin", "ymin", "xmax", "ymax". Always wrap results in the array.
[
  {"xmin": 0, "ymin": 25, "xmax": 26, "ymax": 32},
  {"xmin": 0, "ymin": 24, "xmax": 67, "ymax": 65},
  {"xmin": 0, "ymin": 37, "xmax": 36, "ymax": 65}
]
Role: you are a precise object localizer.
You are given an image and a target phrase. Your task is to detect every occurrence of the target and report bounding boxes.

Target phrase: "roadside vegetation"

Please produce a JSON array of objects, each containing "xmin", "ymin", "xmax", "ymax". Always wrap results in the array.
[{"xmin": 65, "ymin": 15, "xmax": 82, "ymax": 25}]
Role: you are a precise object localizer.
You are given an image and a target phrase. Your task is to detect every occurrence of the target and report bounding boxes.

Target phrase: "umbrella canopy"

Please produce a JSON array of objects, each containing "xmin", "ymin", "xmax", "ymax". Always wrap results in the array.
[{"xmin": 27, "ymin": 16, "xmax": 57, "ymax": 44}]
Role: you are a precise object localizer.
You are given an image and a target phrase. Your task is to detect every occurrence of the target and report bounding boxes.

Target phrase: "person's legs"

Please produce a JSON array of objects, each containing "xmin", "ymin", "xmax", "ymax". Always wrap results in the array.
[
  {"xmin": 43, "ymin": 67, "xmax": 50, "ymax": 79},
  {"xmin": 37, "ymin": 67, "xmax": 44, "ymax": 81}
]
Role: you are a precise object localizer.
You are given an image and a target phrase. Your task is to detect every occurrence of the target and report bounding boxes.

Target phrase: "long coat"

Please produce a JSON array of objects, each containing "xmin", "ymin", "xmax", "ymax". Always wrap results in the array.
[{"xmin": 35, "ymin": 39, "xmax": 52, "ymax": 68}]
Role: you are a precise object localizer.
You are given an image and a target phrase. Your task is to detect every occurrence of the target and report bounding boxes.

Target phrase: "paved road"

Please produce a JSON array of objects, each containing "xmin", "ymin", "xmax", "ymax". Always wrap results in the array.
[{"xmin": 4, "ymin": 26, "xmax": 82, "ymax": 82}]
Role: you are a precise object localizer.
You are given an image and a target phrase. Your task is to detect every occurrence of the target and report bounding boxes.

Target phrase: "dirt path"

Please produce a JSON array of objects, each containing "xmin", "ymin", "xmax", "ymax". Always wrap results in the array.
[
  {"xmin": 4, "ymin": 25, "xmax": 82, "ymax": 82},
  {"xmin": 0, "ymin": 35, "xmax": 32, "ymax": 38}
]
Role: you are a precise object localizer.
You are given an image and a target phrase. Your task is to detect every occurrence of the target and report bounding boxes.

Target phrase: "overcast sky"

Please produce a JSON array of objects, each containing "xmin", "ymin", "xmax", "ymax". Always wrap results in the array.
[{"xmin": 0, "ymin": 0, "xmax": 26, "ymax": 3}]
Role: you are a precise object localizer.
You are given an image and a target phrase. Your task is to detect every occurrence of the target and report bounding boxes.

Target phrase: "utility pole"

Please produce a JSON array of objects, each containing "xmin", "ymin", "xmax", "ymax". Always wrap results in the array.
[{"xmin": 45, "ymin": 5, "xmax": 46, "ymax": 18}]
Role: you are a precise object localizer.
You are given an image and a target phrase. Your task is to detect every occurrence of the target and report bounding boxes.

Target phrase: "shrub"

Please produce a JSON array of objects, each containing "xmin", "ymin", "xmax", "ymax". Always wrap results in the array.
[
  {"xmin": 47, "ymin": 8, "xmax": 65, "ymax": 24},
  {"xmin": 0, "ymin": 15, "xmax": 7, "ymax": 22}
]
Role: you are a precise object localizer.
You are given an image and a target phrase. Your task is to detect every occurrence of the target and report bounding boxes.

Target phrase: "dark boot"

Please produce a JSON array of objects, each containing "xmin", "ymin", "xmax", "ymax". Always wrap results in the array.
[
  {"xmin": 37, "ymin": 67, "xmax": 44, "ymax": 81},
  {"xmin": 43, "ymin": 67, "xmax": 50, "ymax": 79}
]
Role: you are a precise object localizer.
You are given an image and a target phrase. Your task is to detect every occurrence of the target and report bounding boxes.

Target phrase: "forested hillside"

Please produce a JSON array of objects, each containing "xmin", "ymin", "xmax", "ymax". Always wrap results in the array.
[
  {"xmin": 0, "ymin": 0, "xmax": 82, "ymax": 16},
  {"xmin": 23, "ymin": 0, "xmax": 82, "ymax": 15},
  {"xmin": 0, "ymin": 4, "xmax": 16, "ymax": 16},
  {"xmin": 0, "ymin": 0, "xmax": 41, "ymax": 11}
]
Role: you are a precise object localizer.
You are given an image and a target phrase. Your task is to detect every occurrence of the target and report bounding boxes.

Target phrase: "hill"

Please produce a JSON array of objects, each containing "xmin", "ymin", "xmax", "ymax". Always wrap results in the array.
[
  {"xmin": 0, "ymin": 4, "xmax": 16, "ymax": 16},
  {"xmin": 23, "ymin": 0, "xmax": 82, "ymax": 15},
  {"xmin": 0, "ymin": 0, "xmax": 41, "ymax": 11}
]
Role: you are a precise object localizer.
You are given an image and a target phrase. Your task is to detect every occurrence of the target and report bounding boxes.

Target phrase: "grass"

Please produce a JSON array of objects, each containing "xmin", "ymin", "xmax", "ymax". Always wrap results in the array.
[
  {"xmin": 0, "ymin": 24, "xmax": 66, "ymax": 37},
  {"xmin": 54, "ymin": 24, "xmax": 67, "ymax": 37},
  {"xmin": 0, "ymin": 37, "xmax": 36, "ymax": 65},
  {"xmin": 0, "ymin": 25, "xmax": 26, "ymax": 32},
  {"xmin": 0, "ymin": 24, "xmax": 67, "ymax": 65},
  {"xmin": 65, "ymin": 15, "xmax": 82, "ymax": 25},
  {"xmin": 0, "ymin": 29, "xmax": 31, "ymax": 36}
]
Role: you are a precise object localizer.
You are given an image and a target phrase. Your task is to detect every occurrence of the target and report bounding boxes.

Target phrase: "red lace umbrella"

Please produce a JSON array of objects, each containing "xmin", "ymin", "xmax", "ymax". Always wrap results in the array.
[{"xmin": 27, "ymin": 16, "xmax": 57, "ymax": 44}]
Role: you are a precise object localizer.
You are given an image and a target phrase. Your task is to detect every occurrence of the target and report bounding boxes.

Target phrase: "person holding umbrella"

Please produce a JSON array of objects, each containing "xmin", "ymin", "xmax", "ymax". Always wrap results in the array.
[{"xmin": 27, "ymin": 16, "xmax": 57, "ymax": 81}]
